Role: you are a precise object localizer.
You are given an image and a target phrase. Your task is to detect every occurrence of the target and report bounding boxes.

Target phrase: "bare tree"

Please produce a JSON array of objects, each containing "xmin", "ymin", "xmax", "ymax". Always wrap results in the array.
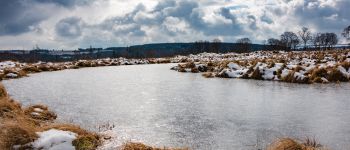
[
  {"xmin": 313, "ymin": 33, "xmax": 338, "ymax": 50},
  {"xmin": 326, "ymin": 33, "xmax": 338, "ymax": 49},
  {"xmin": 342, "ymin": 25, "xmax": 350, "ymax": 44},
  {"xmin": 313, "ymin": 33, "xmax": 322, "ymax": 50},
  {"xmin": 211, "ymin": 38, "xmax": 222, "ymax": 53},
  {"xmin": 267, "ymin": 38, "xmax": 283, "ymax": 50},
  {"xmin": 236, "ymin": 38, "xmax": 252, "ymax": 53},
  {"xmin": 280, "ymin": 32, "xmax": 300, "ymax": 51},
  {"xmin": 298, "ymin": 27, "xmax": 312, "ymax": 49}
]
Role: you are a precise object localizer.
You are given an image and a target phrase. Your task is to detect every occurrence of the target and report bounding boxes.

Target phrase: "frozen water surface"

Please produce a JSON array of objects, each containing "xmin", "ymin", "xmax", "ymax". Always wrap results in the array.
[{"xmin": 3, "ymin": 64, "xmax": 350, "ymax": 150}]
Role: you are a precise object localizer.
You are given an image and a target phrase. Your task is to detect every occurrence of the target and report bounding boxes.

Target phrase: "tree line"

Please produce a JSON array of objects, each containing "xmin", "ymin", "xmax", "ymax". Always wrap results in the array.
[
  {"xmin": 194, "ymin": 25, "xmax": 350, "ymax": 53},
  {"xmin": 266, "ymin": 25, "xmax": 350, "ymax": 51}
]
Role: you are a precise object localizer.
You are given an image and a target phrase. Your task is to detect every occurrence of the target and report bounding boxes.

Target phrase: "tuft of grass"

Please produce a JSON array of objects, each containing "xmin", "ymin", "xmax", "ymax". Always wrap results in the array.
[
  {"xmin": 190, "ymin": 67, "xmax": 199, "ymax": 73},
  {"xmin": 327, "ymin": 68, "xmax": 349, "ymax": 82},
  {"xmin": 72, "ymin": 134, "xmax": 100, "ymax": 150},
  {"xmin": 341, "ymin": 61, "xmax": 350, "ymax": 70},
  {"xmin": 122, "ymin": 142, "xmax": 188, "ymax": 150},
  {"xmin": 202, "ymin": 72, "xmax": 215, "ymax": 78},
  {"xmin": 309, "ymin": 68, "xmax": 328, "ymax": 80},
  {"xmin": 268, "ymin": 138, "xmax": 303, "ymax": 150},
  {"xmin": 250, "ymin": 68, "xmax": 263, "ymax": 80},
  {"xmin": 268, "ymin": 138, "xmax": 327, "ymax": 150},
  {"xmin": 22, "ymin": 66, "xmax": 41, "ymax": 73},
  {"xmin": 24, "ymin": 105, "xmax": 57, "ymax": 121},
  {"xmin": 0, "ymin": 121, "xmax": 38, "ymax": 149},
  {"xmin": 0, "ymin": 83, "xmax": 8, "ymax": 98}
]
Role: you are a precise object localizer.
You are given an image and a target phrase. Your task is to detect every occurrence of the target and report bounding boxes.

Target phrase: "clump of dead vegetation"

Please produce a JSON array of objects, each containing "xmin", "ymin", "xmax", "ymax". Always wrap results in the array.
[
  {"xmin": 172, "ymin": 49, "xmax": 350, "ymax": 84},
  {"xmin": 268, "ymin": 138, "xmax": 328, "ymax": 150},
  {"xmin": 0, "ymin": 83, "xmax": 100, "ymax": 149},
  {"xmin": 122, "ymin": 142, "xmax": 189, "ymax": 150}
]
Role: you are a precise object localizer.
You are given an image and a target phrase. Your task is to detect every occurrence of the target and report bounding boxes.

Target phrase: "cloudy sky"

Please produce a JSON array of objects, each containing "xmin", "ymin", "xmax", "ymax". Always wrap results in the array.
[{"xmin": 0, "ymin": 0, "xmax": 349, "ymax": 50}]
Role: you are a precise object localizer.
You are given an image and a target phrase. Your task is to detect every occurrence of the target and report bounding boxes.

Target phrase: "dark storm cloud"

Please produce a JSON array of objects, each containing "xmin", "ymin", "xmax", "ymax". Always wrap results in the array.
[
  {"xmin": 0, "ymin": 0, "xmax": 47, "ymax": 35},
  {"xmin": 293, "ymin": 0, "xmax": 350, "ymax": 32},
  {"xmin": 0, "ymin": 0, "xmax": 91, "ymax": 36},
  {"xmin": 34, "ymin": 0, "xmax": 92, "ymax": 7},
  {"xmin": 55, "ymin": 17, "xmax": 84, "ymax": 38}
]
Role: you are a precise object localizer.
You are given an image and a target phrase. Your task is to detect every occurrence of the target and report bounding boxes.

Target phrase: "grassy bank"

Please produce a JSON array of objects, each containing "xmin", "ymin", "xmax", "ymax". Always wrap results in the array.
[
  {"xmin": 0, "ymin": 57, "xmax": 175, "ymax": 81},
  {"xmin": 172, "ymin": 50, "xmax": 350, "ymax": 84},
  {"xmin": 0, "ymin": 83, "xmax": 100, "ymax": 149}
]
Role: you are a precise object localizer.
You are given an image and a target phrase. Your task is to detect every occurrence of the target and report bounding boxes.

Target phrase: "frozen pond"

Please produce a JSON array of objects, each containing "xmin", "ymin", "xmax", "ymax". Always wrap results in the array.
[{"xmin": 3, "ymin": 64, "xmax": 350, "ymax": 150}]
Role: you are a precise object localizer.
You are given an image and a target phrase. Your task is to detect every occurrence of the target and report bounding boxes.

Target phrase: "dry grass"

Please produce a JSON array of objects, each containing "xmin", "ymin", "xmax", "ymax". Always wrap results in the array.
[
  {"xmin": 24, "ymin": 104, "xmax": 57, "ymax": 121},
  {"xmin": 190, "ymin": 67, "xmax": 199, "ymax": 73},
  {"xmin": 268, "ymin": 138, "xmax": 327, "ymax": 150},
  {"xmin": 310, "ymin": 68, "xmax": 328, "ymax": 80},
  {"xmin": 0, "ymin": 121, "xmax": 38, "ymax": 149},
  {"xmin": 327, "ymin": 68, "xmax": 349, "ymax": 82},
  {"xmin": 281, "ymin": 71, "xmax": 310, "ymax": 84},
  {"xmin": 122, "ymin": 142, "xmax": 188, "ymax": 150},
  {"xmin": 0, "ymin": 83, "xmax": 100, "ymax": 150},
  {"xmin": 0, "ymin": 98, "xmax": 22, "ymax": 119},
  {"xmin": 250, "ymin": 68, "xmax": 263, "ymax": 80},
  {"xmin": 73, "ymin": 134, "xmax": 100, "ymax": 150},
  {"xmin": 0, "ymin": 83, "xmax": 8, "ymax": 98},
  {"xmin": 202, "ymin": 72, "xmax": 215, "ymax": 78},
  {"xmin": 340, "ymin": 61, "xmax": 350, "ymax": 70},
  {"xmin": 22, "ymin": 66, "xmax": 41, "ymax": 73}
]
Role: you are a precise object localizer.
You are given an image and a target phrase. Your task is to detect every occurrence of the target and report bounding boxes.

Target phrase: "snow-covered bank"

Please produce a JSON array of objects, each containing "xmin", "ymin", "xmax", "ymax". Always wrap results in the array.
[
  {"xmin": 171, "ymin": 50, "xmax": 350, "ymax": 84},
  {"xmin": 0, "ymin": 57, "xmax": 180, "ymax": 80}
]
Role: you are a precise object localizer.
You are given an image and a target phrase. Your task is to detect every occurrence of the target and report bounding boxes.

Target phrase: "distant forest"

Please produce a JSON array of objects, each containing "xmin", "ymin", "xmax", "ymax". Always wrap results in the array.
[
  {"xmin": 0, "ymin": 42, "xmax": 268, "ymax": 62},
  {"xmin": 1, "ymin": 25, "xmax": 350, "ymax": 62}
]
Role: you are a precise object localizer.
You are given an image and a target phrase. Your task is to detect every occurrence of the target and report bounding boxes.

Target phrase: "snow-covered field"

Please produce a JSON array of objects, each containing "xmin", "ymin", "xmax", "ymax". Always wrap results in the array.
[
  {"xmin": 0, "ymin": 57, "xmax": 180, "ymax": 80},
  {"xmin": 171, "ymin": 50, "xmax": 350, "ymax": 83}
]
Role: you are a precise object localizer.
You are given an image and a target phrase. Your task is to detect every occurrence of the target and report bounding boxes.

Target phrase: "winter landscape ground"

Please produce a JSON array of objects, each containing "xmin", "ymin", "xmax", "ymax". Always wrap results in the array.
[
  {"xmin": 1, "ymin": 0, "xmax": 350, "ymax": 150},
  {"xmin": 1, "ymin": 49, "xmax": 350, "ymax": 149}
]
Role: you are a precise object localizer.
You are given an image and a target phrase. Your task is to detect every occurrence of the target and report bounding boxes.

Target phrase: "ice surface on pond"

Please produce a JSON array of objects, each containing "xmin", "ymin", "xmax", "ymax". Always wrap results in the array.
[{"xmin": 3, "ymin": 64, "xmax": 350, "ymax": 150}]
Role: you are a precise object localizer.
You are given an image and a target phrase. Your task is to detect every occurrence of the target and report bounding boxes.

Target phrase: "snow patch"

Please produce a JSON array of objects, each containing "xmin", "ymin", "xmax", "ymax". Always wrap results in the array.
[
  {"xmin": 32, "ymin": 129, "xmax": 77, "ymax": 150},
  {"xmin": 6, "ymin": 73, "xmax": 18, "ymax": 78},
  {"xmin": 227, "ymin": 62, "xmax": 241, "ymax": 70},
  {"xmin": 34, "ymin": 108, "xmax": 44, "ymax": 112}
]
